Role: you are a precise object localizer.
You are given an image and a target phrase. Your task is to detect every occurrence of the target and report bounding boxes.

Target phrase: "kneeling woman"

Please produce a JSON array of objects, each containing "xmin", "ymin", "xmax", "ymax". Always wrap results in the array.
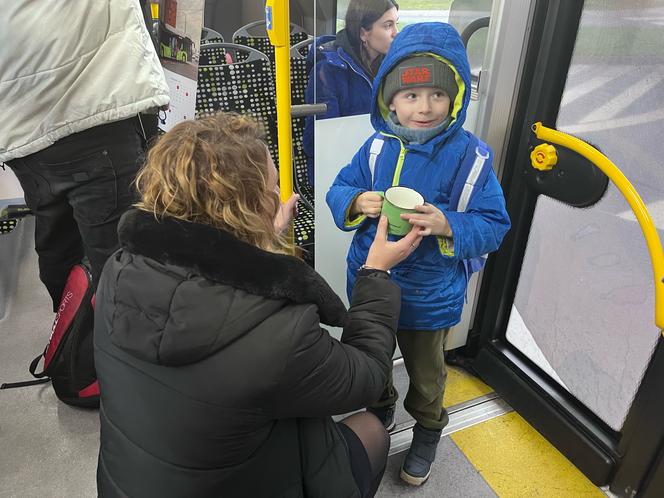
[{"xmin": 94, "ymin": 112, "xmax": 421, "ymax": 497}]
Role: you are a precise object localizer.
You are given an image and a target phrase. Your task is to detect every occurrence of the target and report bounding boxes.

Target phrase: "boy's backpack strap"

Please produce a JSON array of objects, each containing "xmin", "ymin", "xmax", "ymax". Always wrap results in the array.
[
  {"xmin": 368, "ymin": 137, "xmax": 384, "ymax": 189},
  {"xmin": 449, "ymin": 135, "xmax": 493, "ymax": 281},
  {"xmin": 449, "ymin": 135, "xmax": 492, "ymax": 213}
]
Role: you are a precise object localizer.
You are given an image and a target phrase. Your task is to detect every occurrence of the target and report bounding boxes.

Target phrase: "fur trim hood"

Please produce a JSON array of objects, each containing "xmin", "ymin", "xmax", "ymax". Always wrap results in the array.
[
  {"xmin": 103, "ymin": 210, "xmax": 347, "ymax": 366},
  {"xmin": 118, "ymin": 209, "xmax": 347, "ymax": 327}
]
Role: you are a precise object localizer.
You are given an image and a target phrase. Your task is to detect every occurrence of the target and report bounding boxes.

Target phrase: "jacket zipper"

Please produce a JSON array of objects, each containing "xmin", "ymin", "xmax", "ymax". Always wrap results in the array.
[
  {"xmin": 338, "ymin": 51, "xmax": 372, "ymax": 87},
  {"xmin": 379, "ymin": 132, "xmax": 408, "ymax": 186}
]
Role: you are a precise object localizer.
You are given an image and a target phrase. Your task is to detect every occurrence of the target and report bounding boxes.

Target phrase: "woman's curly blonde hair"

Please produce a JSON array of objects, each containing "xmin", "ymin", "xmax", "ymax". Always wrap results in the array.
[{"xmin": 135, "ymin": 112, "xmax": 288, "ymax": 252}]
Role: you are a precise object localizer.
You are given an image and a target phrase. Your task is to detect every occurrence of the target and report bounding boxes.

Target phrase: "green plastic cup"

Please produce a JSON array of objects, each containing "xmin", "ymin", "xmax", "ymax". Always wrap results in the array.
[{"xmin": 378, "ymin": 186, "xmax": 425, "ymax": 236}]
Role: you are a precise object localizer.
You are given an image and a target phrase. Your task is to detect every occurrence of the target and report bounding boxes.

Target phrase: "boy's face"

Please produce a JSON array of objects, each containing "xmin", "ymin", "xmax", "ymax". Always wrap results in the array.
[{"xmin": 389, "ymin": 87, "xmax": 451, "ymax": 129}]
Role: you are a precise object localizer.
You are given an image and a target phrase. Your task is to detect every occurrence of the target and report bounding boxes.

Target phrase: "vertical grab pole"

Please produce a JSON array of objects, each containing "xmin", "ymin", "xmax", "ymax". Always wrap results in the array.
[{"xmin": 266, "ymin": 0, "xmax": 294, "ymax": 203}]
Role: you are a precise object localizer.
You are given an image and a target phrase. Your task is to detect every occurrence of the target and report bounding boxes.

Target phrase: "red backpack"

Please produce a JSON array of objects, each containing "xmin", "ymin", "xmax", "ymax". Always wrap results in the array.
[{"xmin": 1, "ymin": 263, "xmax": 100, "ymax": 408}]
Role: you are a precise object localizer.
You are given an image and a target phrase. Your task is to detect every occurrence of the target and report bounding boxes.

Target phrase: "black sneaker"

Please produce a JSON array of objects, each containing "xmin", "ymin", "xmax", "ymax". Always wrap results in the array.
[
  {"xmin": 367, "ymin": 404, "xmax": 396, "ymax": 432},
  {"xmin": 400, "ymin": 423, "xmax": 442, "ymax": 486}
]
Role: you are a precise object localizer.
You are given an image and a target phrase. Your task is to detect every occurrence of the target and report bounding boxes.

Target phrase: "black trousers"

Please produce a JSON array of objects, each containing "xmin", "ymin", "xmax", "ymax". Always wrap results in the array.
[{"xmin": 7, "ymin": 116, "xmax": 150, "ymax": 310}]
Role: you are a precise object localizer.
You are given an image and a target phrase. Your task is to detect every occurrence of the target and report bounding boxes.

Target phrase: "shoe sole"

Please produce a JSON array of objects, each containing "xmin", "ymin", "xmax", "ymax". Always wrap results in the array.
[{"xmin": 399, "ymin": 467, "xmax": 431, "ymax": 486}]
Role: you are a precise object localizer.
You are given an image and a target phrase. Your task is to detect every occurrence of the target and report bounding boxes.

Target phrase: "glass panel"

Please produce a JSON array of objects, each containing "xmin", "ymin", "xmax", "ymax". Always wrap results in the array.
[
  {"xmin": 506, "ymin": 0, "xmax": 664, "ymax": 430},
  {"xmin": 311, "ymin": 0, "xmax": 496, "ymax": 355}
]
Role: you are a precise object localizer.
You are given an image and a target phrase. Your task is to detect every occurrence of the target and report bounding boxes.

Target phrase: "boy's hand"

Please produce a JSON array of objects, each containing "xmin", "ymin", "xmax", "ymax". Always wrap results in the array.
[
  {"xmin": 274, "ymin": 193, "xmax": 300, "ymax": 233},
  {"xmin": 401, "ymin": 203, "xmax": 452, "ymax": 237},
  {"xmin": 365, "ymin": 216, "xmax": 422, "ymax": 270},
  {"xmin": 351, "ymin": 191, "xmax": 383, "ymax": 218}
]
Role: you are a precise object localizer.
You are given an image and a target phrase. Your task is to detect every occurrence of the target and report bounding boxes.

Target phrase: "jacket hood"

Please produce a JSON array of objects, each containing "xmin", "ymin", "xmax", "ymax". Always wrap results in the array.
[
  {"xmin": 334, "ymin": 28, "xmax": 361, "ymax": 66},
  {"xmin": 370, "ymin": 22, "xmax": 471, "ymax": 143},
  {"xmin": 305, "ymin": 34, "xmax": 336, "ymax": 73},
  {"xmin": 110, "ymin": 209, "xmax": 347, "ymax": 366},
  {"xmin": 311, "ymin": 32, "xmax": 371, "ymax": 82}
]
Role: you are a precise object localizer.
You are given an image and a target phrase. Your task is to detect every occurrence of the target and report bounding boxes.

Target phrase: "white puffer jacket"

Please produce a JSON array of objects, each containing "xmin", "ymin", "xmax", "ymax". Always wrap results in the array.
[{"xmin": 0, "ymin": 0, "xmax": 170, "ymax": 162}]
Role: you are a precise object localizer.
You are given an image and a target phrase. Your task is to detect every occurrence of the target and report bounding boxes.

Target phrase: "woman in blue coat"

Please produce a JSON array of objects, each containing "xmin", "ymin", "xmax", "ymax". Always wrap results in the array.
[{"xmin": 303, "ymin": 0, "xmax": 399, "ymax": 185}]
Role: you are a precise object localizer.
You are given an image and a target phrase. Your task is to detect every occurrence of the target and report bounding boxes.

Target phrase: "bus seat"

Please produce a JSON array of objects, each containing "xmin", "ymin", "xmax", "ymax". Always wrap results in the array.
[
  {"xmin": 196, "ymin": 43, "xmax": 278, "ymax": 161},
  {"xmin": 195, "ymin": 43, "xmax": 314, "ymax": 263},
  {"xmin": 199, "ymin": 40, "xmax": 256, "ymax": 66},
  {"xmin": 199, "ymin": 44, "xmax": 227, "ymax": 66},
  {"xmin": 201, "ymin": 26, "xmax": 224, "ymax": 44},
  {"xmin": 290, "ymin": 38, "xmax": 315, "ymax": 204},
  {"xmin": 200, "ymin": 27, "xmax": 228, "ymax": 65},
  {"xmin": 232, "ymin": 20, "xmax": 310, "ymax": 62},
  {"xmin": 292, "ymin": 113, "xmax": 315, "ymax": 264},
  {"xmin": 290, "ymin": 37, "xmax": 312, "ymax": 59},
  {"xmin": 288, "ymin": 38, "xmax": 316, "ymax": 262},
  {"xmin": 0, "ymin": 204, "xmax": 30, "ymax": 235},
  {"xmin": 0, "ymin": 219, "xmax": 18, "ymax": 235}
]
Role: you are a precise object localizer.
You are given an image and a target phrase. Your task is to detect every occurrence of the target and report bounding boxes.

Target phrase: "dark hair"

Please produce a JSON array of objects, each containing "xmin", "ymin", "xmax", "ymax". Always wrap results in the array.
[{"xmin": 345, "ymin": 0, "xmax": 399, "ymax": 50}]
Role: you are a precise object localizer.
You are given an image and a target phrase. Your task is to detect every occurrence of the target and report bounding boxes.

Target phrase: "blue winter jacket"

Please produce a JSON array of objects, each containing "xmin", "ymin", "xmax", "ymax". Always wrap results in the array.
[
  {"xmin": 326, "ymin": 23, "xmax": 511, "ymax": 330},
  {"xmin": 303, "ymin": 32, "xmax": 374, "ymax": 185}
]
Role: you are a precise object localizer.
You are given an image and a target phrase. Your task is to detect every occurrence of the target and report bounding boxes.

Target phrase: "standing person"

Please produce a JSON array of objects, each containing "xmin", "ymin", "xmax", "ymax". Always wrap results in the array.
[
  {"xmin": 94, "ymin": 112, "xmax": 423, "ymax": 498},
  {"xmin": 0, "ymin": 0, "xmax": 169, "ymax": 310},
  {"xmin": 326, "ymin": 22, "xmax": 511, "ymax": 486},
  {"xmin": 303, "ymin": 0, "xmax": 399, "ymax": 185}
]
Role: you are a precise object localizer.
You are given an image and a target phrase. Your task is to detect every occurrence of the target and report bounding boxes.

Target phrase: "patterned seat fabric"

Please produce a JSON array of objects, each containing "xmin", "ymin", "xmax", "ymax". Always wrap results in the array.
[
  {"xmin": 294, "ymin": 43, "xmax": 310, "ymax": 58},
  {"xmin": 290, "ymin": 55, "xmax": 314, "ymax": 206},
  {"xmin": 291, "ymin": 116, "xmax": 315, "ymax": 264},
  {"xmin": 288, "ymin": 42, "xmax": 315, "ymax": 263},
  {"xmin": 232, "ymin": 32, "xmax": 309, "ymax": 62},
  {"xmin": 195, "ymin": 55, "xmax": 315, "ymax": 265},
  {"xmin": 196, "ymin": 59, "xmax": 279, "ymax": 165},
  {"xmin": 199, "ymin": 39, "xmax": 250, "ymax": 66},
  {"xmin": 0, "ymin": 219, "xmax": 18, "ymax": 235},
  {"xmin": 198, "ymin": 40, "xmax": 226, "ymax": 66}
]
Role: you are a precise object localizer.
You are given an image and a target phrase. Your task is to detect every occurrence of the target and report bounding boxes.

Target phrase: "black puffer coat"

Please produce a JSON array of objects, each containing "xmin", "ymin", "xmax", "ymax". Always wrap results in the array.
[{"xmin": 94, "ymin": 209, "xmax": 400, "ymax": 497}]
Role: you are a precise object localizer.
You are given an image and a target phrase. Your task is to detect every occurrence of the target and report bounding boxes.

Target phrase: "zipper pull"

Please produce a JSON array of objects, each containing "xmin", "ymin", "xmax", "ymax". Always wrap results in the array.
[{"xmin": 398, "ymin": 146, "xmax": 406, "ymax": 161}]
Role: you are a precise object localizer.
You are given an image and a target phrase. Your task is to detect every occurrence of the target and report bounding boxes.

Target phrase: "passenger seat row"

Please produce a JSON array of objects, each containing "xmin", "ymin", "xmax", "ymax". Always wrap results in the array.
[{"xmin": 196, "ymin": 21, "xmax": 315, "ymax": 264}]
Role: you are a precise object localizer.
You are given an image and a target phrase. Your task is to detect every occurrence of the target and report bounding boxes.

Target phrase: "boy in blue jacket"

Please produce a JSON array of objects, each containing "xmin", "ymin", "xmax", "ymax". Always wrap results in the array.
[{"xmin": 326, "ymin": 22, "xmax": 511, "ymax": 486}]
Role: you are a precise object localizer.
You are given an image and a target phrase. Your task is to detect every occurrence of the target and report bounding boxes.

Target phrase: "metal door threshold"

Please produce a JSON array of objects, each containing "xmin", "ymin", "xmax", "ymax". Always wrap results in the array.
[{"xmin": 389, "ymin": 393, "xmax": 513, "ymax": 456}]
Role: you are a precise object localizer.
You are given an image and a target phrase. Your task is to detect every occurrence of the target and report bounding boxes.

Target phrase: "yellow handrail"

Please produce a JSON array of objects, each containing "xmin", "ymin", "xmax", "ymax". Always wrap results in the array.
[
  {"xmin": 265, "ymin": 0, "xmax": 294, "ymax": 202},
  {"xmin": 532, "ymin": 122, "xmax": 664, "ymax": 331}
]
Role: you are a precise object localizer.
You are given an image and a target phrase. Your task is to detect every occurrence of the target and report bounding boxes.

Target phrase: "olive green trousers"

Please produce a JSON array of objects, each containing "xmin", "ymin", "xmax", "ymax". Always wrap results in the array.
[{"xmin": 372, "ymin": 327, "xmax": 450, "ymax": 430}]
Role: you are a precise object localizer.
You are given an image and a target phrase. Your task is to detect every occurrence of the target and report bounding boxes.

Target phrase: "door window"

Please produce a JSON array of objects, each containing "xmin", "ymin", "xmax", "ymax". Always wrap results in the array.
[{"xmin": 506, "ymin": 0, "xmax": 664, "ymax": 430}]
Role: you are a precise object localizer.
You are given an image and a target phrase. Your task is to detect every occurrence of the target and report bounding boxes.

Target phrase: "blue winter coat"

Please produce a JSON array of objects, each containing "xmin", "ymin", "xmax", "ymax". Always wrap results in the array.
[
  {"xmin": 326, "ymin": 22, "xmax": 511, "ymax": 330},
  {"xmin": 303, "ymin": 33, "xmax": 374, "ymax": 185}
]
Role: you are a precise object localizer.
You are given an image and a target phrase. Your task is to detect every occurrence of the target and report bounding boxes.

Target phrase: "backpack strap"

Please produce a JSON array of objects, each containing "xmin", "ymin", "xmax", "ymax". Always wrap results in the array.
[
  {"xmin": 0, "ymin": 351, "xmax": 50, "ymax": 389},
  {"xmin": 0, "ymin": 378, "xmax": 50, "ymax": 390},
  {"xmin": 448, "ymin": 136, "xmax": 494, "ymax": 281},
  {"xmin": 448, "ymin": 136, "xmax": 492, "ymax": 213},
  {"xmin": 368, "ymin": 137, "xmax": 384, "ymax": 189},
  {"xmin": 29, "ymin": 352, "xmax": 49, "ymax": 378}
]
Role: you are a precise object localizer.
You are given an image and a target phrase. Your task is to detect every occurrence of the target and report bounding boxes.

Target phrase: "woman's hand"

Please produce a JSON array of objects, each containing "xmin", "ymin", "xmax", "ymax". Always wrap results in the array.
[
  {"xmin": 274, "ymin": 193, "xmax": 300, "ymax": 234},
  {"xmin": 350, "ymin": 191, "xmax": 383, "ymax": 218},
  {"xmin": 365, "ymin": 216, "xmax": 423, "ymax": 271},
  {"xmin": 400, "ymin": 203, "xmax": 452, "ymax": 237}
]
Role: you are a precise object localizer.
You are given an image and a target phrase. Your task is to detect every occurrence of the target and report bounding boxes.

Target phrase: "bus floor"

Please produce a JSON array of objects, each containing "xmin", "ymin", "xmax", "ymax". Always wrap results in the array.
[
  {"xmin": 0, "ymin": 218, "xmax": 614, "ymax": 498},
  {"xmin": 376, "ymin": 362, "xmax": 613, "ymax": 497}
]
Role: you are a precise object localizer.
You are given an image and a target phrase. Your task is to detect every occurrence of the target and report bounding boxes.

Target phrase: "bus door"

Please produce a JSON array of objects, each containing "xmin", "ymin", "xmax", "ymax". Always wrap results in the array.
[{"xmin": 468, "ymin": 1, "xmax": 664, "ymax": 495}]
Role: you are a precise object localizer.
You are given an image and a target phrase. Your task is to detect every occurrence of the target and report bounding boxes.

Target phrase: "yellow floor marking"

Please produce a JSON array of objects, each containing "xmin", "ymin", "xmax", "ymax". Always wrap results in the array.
[
  {"xmin": 451, "ymin": 411, "xmax": 605, "ymax": 498},
  {"xmin": 443, "ymin": 365, "xmax": 494, "ymax": 407}
]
